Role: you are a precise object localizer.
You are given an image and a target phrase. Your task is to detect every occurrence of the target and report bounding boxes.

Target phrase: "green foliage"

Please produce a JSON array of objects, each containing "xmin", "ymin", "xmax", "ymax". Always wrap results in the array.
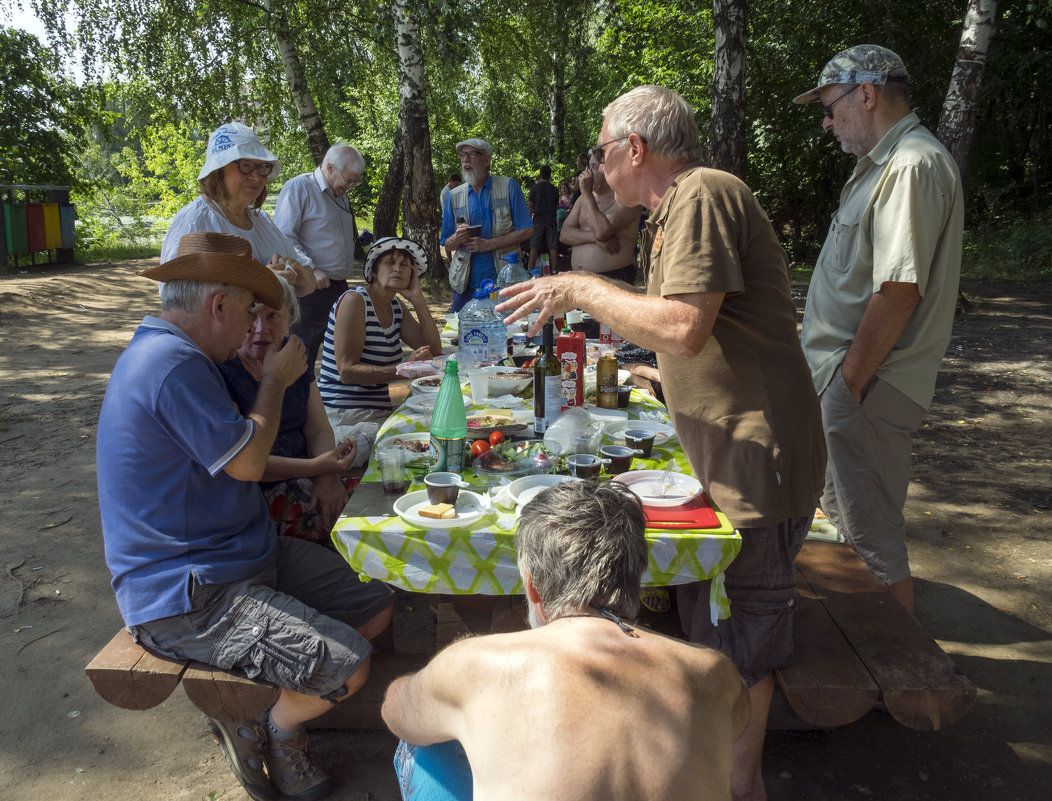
[
  {"xmin": 967, "ymin": 3, "xmax": 1052, "ymax": 221},
  {"xmin": 0, "ymin": 26, "xmax": 101, "ymax": 186},
  {"xmin": 962, "ymin": 204, "xmax": 1052, "ymax": 281},
  {"xmin": 7, "ymin": 0, "xmax": 1049, "ymax": 281}
]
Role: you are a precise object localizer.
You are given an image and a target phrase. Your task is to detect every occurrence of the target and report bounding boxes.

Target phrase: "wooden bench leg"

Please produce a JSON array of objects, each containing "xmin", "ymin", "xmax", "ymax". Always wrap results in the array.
[
  {"xmin": 181, "ymin": 663, "xmax": 278, "ymax": 724},
  {"xmin": 85, "ymin": 629, "xmax": 186, "ymax": 711}
]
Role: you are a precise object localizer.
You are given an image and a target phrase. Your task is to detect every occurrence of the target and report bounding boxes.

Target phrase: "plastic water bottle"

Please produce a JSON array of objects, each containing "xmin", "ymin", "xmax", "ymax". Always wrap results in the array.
[
  {"xmin": 429, "ymin": 359, "xmax": 467, "ymax": 473},
  {"xmin": 458, "ymin": 279, "xmax": 507, "ymax": 369},
  {"xmin": 496, "ymin": 253, "xmax": 529, "ymax": 295}
]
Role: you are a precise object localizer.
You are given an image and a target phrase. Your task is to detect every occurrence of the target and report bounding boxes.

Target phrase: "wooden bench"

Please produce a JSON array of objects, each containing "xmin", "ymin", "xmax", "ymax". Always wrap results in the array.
[
  {"xmin": 773, "ymin": 540, "xmax": 975, "ymax": 729},
  {"xmin": 89, "ymin": 541, "xmax": 975, "ymax": 733},
  {"xmin": 432, "ymin": 542, "xmax": 976, "ymax": 731},
  {"xmin": 85, "ymin": 629, "xmax": 426, "ymax": 728}
]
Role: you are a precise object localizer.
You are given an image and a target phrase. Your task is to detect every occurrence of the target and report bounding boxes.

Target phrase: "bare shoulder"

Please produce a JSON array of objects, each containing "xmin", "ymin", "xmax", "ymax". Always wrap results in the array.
[
  {"xmin": 335, "ymin": 289, "xmax": 365, "ymax": 318},
  {"xmin": 646, "ymin": 630, "xmax": 741, "ymax": 684}
]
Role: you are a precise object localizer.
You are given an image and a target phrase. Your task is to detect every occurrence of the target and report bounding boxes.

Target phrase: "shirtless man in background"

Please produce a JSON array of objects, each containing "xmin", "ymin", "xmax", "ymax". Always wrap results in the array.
[
  {"xmin": 560, "ymin": 151, "xmax": 644, "ymax": 285},
  {"xmin": 382, "ymin": 481, "xmax": 749, "ymax": 801}
]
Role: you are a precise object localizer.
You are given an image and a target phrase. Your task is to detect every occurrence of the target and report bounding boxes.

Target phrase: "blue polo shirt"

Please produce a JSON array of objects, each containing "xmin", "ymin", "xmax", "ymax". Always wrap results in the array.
[
  {"xmin": 440, "ymin": 175, "xmax": 532, "ymax": 289},
  {"xmin": 97, "ymin": 317, "xmax": 276, "ymax": 626}
]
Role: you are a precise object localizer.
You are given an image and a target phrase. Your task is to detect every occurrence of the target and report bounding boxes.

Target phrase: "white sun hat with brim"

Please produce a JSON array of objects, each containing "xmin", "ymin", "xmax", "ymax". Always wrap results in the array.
[
  {"xmin": 364, "ymin": 237, "xmax": 429, "ymax": 283},
  {"xmin": 197, "ymin": 122, "xmax": 282, "ymax": 181}
]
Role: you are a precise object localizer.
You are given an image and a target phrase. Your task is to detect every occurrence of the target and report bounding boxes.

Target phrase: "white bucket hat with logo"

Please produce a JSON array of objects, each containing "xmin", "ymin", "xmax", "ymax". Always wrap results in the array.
[{"xmin": 197, "ymin": 122, "xmax": 282, "ymax": 181}]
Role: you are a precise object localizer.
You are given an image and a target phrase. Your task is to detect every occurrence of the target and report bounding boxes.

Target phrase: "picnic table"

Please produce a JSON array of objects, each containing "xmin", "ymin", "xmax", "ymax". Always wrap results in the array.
[{"xmin": 330, "ymin": 387, "xmax": 742, "ymax": 630}]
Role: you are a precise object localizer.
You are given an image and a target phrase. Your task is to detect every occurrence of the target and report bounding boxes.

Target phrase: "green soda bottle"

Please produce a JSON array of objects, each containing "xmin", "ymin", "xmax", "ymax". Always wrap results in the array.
[{"xmin": 429, "ymin": 359, "xmax": 467, "ymax": 473}]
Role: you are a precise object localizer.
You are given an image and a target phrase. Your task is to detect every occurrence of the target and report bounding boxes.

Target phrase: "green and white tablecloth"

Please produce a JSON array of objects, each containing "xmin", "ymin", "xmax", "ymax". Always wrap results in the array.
[{"xmin": 331, "ymin": 388, "xmax": 741, "ymax": 624}]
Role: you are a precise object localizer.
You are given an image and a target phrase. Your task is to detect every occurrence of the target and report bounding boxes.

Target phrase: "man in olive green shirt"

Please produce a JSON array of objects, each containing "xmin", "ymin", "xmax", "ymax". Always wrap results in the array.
[
  {"xmin": 795, "ymin": 45, "xmax": 963, "ymax": 613},
  {"xmin": 498, "ymin": 85, "xmax": 825, "ymax": 801}
]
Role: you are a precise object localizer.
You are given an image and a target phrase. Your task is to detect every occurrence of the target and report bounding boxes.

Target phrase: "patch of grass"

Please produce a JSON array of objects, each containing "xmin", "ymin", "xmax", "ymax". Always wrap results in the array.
[
  {"xmin": 962, "ymin": 207, "xmax": 1052, "ymax": 282},
  {"xmin": 77, "ymin": 243, "xmax": 162, "ymax": 264}
]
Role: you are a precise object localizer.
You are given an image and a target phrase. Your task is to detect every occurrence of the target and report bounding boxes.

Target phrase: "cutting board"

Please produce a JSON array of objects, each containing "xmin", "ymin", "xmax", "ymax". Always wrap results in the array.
[{"xmin": 644, "ymin": 493, "xmax": 720, "ymax": 530}]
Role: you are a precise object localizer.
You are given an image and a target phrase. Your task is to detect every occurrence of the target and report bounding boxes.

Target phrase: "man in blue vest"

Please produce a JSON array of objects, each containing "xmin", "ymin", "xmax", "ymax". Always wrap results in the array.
[{"xmin": 440, "ymin": 138, "xmax": 533, "ymax": 311}]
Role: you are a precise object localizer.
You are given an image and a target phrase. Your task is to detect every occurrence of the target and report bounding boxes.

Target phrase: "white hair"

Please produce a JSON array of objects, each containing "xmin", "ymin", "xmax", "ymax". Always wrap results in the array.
[
  {"xmin": 273, "ymin": 276, "xmax": 300, "ymax": 325},
  {"xmin": 603, "ymin": 85, "xmax": 703, "ymax": 163},
  {"xmin": 160, "ymin": 280, "xmax": 228, "ymax": 313},
  {"xmin": 323, "ymin": 143, "xmax": 364, "ymax": 173}
]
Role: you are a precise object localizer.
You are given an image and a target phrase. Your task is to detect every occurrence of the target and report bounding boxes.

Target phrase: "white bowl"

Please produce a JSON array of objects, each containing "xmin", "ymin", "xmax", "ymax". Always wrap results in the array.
[
  {"xmin": 507, "ymin": 474, "xmax": 582, "ymax": 507},
  {"xmin": 410, "ymin": 375, "xmax": 445, "ymax": 394},
  {"xmin": 484, "ymin": 366, "xmax": 533, "ymax": 395}
]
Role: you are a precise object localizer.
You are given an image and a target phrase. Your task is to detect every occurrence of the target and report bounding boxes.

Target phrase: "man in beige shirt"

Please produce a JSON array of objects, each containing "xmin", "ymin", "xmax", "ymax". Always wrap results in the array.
[
  {"xmin": 795, "ymin": 45, "xmax": 963, "ymax": 614},
  {"xmin": 560, "ymin": 151, "xmax": 644, "ymax": 285},
  {"xmin": 382, "ymin": 481, "xmax": 749, "ymax": 801}
]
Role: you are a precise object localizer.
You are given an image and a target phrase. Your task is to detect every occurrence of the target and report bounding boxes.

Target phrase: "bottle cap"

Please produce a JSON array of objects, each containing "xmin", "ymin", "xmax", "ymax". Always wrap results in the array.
[{"xmin": 477, "ymin": 279, "xmax": 496, "ymax": 295}]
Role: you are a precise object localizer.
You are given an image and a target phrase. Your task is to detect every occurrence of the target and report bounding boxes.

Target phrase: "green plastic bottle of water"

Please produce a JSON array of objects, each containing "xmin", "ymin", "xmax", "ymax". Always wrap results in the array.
[{"xmin": 429, "ymin": 359, "xmax": 467, "ymax": 473}]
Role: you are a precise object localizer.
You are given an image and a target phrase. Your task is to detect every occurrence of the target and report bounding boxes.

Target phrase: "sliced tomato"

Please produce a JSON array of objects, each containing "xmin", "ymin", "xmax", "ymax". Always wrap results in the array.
[
  {"xmin": 488, "ymin": 431, "xmax": 505, "ymax": 447},
  {"xmin": 471, "ymin": 439, "xmax": 491, "ymax": 458}
]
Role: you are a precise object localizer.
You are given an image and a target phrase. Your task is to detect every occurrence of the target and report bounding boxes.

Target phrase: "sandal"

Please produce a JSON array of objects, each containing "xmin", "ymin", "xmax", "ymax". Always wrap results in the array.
[{"xmin": 640, "ymin": 588, "xmax": 670, "ymax": 614}]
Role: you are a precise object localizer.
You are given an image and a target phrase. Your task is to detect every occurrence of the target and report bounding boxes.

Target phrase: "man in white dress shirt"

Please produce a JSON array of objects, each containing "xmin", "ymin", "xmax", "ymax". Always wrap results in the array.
[{"xmin": 275, "ymin": 144, "xmax": 365, "ymax": 362}]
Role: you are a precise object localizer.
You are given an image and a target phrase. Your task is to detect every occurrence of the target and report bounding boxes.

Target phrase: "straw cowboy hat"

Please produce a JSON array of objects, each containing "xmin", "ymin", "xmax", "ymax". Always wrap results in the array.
[{"xmin": 140, "ymin": 232, "xmax": 285, "ymax": 309}]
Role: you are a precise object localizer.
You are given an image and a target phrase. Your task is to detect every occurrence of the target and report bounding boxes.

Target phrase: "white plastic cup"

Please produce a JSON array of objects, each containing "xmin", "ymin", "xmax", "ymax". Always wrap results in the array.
[{"xmin": 467, "ymin": 369, "xmax": 489, "ymax": 405}]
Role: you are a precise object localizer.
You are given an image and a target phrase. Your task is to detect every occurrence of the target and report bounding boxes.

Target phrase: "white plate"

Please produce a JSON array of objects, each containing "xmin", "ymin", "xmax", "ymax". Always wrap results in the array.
[
  {"xmin": 603, "ymin": 420, "xmax": 677, "ymax": 445},
  {"xmin": 405, "ymin": 394, "xmax": 470, "ymax": 414},
  {"xmin": 376, "ymin": 431, "xmax": 431, "ymax": 458},
  {"xmin": 393, "ymin": 490, "xmax": 487, "ymax": 528},
  {"xmin": 507, "ymin": 474, "xmax": 582, "ymax": 506},
  {"xmin": 612, "ymin": 470, "xmax": 702, "ymax": 507}
]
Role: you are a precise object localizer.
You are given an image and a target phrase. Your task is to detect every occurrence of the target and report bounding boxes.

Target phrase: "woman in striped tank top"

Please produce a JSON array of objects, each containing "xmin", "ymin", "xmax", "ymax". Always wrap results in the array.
[{"xmin": 319, "ymin": 237, "xmax": 442, "ymax": 437}]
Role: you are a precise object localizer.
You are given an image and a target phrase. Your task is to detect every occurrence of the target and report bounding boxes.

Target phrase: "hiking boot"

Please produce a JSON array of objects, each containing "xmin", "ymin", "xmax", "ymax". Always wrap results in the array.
[
  {"xmin": 266, "ymin": 727, "xmax": 334, "ymax": 801},
  {"xmin": 205, "ymin": 714, "xmax": 277, "ymax": 801}
]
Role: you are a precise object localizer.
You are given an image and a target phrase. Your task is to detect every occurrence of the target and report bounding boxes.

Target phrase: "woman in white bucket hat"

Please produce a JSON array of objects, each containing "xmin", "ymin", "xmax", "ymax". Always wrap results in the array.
[{"xmin": 160, "ymin": 122, "xmax": 316, "ymax": 296}]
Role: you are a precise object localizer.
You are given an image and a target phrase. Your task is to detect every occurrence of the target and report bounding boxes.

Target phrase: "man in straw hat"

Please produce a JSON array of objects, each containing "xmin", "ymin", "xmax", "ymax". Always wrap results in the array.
[
  {"xmin": 794, "ymin": 45, "xmax": 963, "ymax": 614},
  {"xmin": 97, "ymin": 232, "xmax": 394, "ymax": 801}
]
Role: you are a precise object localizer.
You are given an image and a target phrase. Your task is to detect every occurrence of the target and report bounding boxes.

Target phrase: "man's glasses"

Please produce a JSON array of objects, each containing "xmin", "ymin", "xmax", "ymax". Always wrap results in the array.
[
  {"xmin": 590, "ymin": 135, "xmax": 647, "ymax": 164},
  {"xmin": 337, "ymin": 170, "xmax": 361, "ymax": 189},
  {"xmin": 458, "ymin": 149, "xmax": 486, "ymax": 161},
  {"xmin": 234, "ymin": 159, "xmax": 275, "ymax": 178},
  {"xmin": 821, "ymin": 85, "xmax": 860, "ymax": 119}
]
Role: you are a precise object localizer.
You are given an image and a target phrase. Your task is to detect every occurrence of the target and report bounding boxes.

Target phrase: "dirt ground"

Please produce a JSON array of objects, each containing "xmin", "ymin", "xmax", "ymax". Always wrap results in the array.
[{"xmin": 0, "ymin": 259, "xmax": 1049, "ymax": 801}]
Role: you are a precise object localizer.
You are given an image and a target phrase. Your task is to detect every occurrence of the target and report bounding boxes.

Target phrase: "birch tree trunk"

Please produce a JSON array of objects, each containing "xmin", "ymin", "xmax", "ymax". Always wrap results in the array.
[
  {"xmin": 266, "ymin": 1, "xmax": 330, "ymax": 164},
  {"xmin": 707, "ymin": 0, "xmax": 747, "ymax": 178},
  {"xmin": 373, "ymin": 123, "xmax": 405, "ymax": 239},
  {"xmin": 395, "ymin": 0, "xmax": 442, "ymax": 275},
  {"xmin": 936, "ymin": 0, "xmax": 998, "ymax": 195}
]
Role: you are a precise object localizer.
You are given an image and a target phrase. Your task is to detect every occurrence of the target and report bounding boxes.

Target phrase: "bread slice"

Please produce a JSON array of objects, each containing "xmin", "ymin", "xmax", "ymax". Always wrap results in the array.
[{"xmin": 418, "ymin": 502, "xmax": 456, "ymax": 519}]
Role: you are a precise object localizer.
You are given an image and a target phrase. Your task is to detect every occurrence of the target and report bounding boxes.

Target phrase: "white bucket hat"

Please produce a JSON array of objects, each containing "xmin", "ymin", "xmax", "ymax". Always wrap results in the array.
[
  {"xmin": 364, "ymin": 237, "xmax": 429, "ymax": 282},
  {"xmin": 197, "ymin": 122, "xmax": 282, "ymax": 181}
]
